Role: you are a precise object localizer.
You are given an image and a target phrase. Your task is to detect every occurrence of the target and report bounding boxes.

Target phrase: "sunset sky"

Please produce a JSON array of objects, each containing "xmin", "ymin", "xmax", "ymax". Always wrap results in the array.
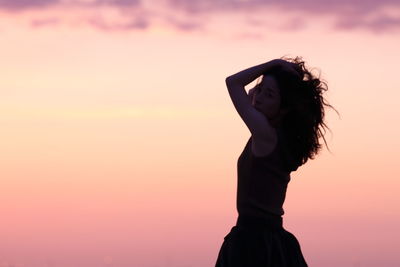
[{"xmin": 1, "ymin": 0, "xmax": 400, "ymax": 266}]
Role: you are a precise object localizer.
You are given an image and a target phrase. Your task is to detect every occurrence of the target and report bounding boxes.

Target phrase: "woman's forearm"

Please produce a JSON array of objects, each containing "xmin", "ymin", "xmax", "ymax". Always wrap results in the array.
[{"xmin": 226, "ymin": 60, "xmax": 278, "ymax": 87}]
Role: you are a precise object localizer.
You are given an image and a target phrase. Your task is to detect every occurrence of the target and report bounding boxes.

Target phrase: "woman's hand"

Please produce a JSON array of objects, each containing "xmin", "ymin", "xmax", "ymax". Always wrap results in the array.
[
  {"xmin": 269, "ymin": 59, "xmax": 302, "ymax": 79},
  {"xmin": 226, "ymin": 58, "xmax": 301, "ymax": 88}
]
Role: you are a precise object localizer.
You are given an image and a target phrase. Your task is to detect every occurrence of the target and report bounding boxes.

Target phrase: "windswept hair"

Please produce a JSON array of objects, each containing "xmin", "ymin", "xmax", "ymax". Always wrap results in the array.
[{"xmin": 260, "ymin": 56, "xmax": 340, "ymax": 172}]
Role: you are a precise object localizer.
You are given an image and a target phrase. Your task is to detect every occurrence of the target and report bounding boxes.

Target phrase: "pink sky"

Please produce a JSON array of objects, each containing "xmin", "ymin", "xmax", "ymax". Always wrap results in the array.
[{"xmin": 1, "ymin": 1, "xmax": 400, "ymax": 266}]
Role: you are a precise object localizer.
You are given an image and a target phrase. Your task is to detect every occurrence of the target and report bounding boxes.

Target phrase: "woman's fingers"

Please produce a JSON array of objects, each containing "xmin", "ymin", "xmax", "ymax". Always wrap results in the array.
[{"xmin": 281, "ymin": 62, "xmax": 302, "ymax": 79}]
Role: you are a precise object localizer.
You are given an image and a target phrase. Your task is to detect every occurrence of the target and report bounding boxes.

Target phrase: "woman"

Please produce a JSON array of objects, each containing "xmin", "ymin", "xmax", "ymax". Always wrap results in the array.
[{"xmin": 215, "ymin": 57, "xmax": 338, "ymax": 266}]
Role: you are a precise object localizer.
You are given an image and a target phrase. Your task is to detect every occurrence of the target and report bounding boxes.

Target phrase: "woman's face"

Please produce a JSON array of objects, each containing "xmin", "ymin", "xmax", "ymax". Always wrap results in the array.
[{"xmin": 251, "ymin": 75, "xmax": 281, "ymax": 120}]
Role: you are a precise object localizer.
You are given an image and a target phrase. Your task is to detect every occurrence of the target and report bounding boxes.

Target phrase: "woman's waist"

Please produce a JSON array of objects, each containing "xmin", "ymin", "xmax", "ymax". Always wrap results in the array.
[
  {"xmin": 236, "ymin": 212, "xmax": 283, "ymax": 230},
  {"xmin": 237, "ymin": 197, "xmax": 285, "ymax": 216}
]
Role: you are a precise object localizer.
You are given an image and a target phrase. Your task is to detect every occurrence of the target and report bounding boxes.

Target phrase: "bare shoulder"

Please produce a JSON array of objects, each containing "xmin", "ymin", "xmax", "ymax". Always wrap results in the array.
[{"xmin": 251, "ymin": 127, "xmax": 278, "ymax": 157}]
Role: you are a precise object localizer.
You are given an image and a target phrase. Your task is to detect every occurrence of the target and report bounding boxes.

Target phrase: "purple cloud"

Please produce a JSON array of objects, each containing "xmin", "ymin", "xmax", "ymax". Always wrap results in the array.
[
  {"xmin": 95, "ymin": 0, "xmax": 140, "ymax": 7},
  {"xmin": 163, "ymin": 16, "xmax": 203, "ymax": 32},
  {"xmin": 87, "ymin": 15, "xmax": 149, "ymax": 31},
  {"xmin": 335, "ymin": 14, "xmax": 400, "ymax": 33},
  {"xmin": 166, "ymin": 0, "xmax": 400, "ymax": 31},
  {"xmin": 167, "ymin": 0, "xmax": 399, "ymax": 15},
  {"xmin": 1, "ymin": 0, "xmax": 399, "ymax": 33},
  {"xmin": 30, "ymin": 17, "xmax": 60, "ymax": 27},
  {"xmin": 0, "ymin": 0, "xmax": 58, "ymax": 10},
  {"xmin": 0, "ymin": 0, "xmax": 141, "ymax": 10}
]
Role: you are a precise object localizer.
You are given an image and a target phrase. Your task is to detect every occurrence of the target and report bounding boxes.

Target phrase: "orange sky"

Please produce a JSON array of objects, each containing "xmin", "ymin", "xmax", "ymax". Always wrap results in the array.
[{"xmin": 1, "ymin": 2, "xmax": 400, "ymax": 266}]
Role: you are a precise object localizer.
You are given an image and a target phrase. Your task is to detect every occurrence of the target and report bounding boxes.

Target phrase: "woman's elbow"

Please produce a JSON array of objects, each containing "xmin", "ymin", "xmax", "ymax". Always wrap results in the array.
[{"xmin": 225, "ymin": 76, "xmax": 236, "ymax": 87}]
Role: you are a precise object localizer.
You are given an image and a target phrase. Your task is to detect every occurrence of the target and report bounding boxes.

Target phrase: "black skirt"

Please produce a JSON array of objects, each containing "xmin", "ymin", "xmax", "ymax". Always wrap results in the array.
[{"xmin": 215, "ymin": 214, "xmax": 308, "ymax": 267}]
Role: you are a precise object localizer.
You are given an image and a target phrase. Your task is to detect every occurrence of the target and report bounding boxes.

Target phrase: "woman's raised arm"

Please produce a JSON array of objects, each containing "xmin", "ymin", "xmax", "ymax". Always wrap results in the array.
[{"xmin": 225, "ymin": 60, "xmax": 278, "ymax": 87}]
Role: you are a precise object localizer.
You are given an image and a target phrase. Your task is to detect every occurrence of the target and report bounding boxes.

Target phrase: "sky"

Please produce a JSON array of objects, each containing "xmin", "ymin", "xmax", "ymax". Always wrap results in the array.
[{"xmin": 1, "ymin": 0, "xmax": 400, "ymax": 266}]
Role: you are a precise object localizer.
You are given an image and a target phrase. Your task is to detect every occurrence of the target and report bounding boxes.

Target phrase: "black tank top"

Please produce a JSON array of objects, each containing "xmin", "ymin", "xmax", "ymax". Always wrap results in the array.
[{"xmin": 236, "ymin": 127, "xmax": 292, "ymax": 217}]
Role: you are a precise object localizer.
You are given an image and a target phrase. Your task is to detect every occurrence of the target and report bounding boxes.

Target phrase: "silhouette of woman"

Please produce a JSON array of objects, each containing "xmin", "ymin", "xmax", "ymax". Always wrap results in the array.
[{"xmin": 215, "ymin": 57, "xmax": 338, "ymax": 266}]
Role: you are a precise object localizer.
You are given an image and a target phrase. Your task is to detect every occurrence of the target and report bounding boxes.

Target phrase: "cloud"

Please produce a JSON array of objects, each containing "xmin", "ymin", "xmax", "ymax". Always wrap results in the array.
[
  {"xmin": 0, "ymin": 0, "xmax": 141, "ymax": 10},
  {"xmin": 278, "ymin": 17, "xmax": 307, "ymax": 31},
  {"xmin": 0, "ymin": 0, "xmax": 59, "ymax": 10},
  {"xmin": 335, "ymin": 14, "xmax": 400, "ymax": 33},
  {"xmin": 30, "ymin": 17, "xmax": 60, "ymax": 27},
  {"xmin": 87, "ymin": 14, "xmax": 149, "ymax": 31},
  {"xmin": 162, "ymin": 15, "xmax": 203, "ymax": 32},
  {"xmin": 166, "ymin": 0, "xmax": 400, "ymax": 32},
  {"xmin": 167, "ymin": 0, "xmax": 399, "ymax": 15},
  {"xmin": 1, "ymin": 0, "xmax": 400, "ymax": 33},
  {"xmin": 95, "ymin": 0, "xmax": 140, "ymax": 7}
]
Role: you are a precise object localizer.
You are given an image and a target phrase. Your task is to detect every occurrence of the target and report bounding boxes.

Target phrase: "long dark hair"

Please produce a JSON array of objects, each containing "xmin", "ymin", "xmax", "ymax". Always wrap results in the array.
[{"xmin": 260, "ymin": 56, "xmax": 340, "ymax": 171}]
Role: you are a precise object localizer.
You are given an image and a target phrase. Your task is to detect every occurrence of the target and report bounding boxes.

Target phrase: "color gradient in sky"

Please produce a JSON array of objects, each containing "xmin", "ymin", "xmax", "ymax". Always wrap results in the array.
[{"xmin": 1, "ymin": 0, "xmax": 400, "ymax": 266}]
